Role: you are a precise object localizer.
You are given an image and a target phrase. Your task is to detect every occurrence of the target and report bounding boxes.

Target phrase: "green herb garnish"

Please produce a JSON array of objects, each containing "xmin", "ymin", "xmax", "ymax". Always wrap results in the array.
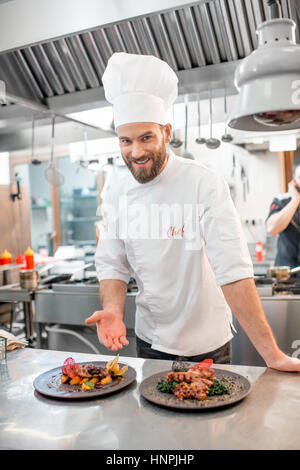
[
  {"xmin": 207, "ymin": 379, "xmax": 229, "ymax": 396},
  {"xmin": 157, "ymin": 380, "xmax": 180, "ymax": 393}
]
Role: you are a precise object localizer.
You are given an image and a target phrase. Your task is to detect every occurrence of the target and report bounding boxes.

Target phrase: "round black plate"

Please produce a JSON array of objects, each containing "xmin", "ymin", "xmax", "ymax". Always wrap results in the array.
[
  {"xmin": 33, "ymin": 361, "xmax": 136, "ymax": 399},
  {"xmin": 139, "ymin": 368, "xmax": 251, "ymax": 410}
]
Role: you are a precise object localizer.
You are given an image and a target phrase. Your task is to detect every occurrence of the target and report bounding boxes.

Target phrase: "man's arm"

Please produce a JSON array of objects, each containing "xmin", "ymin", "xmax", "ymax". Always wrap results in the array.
[
  {"xmin": 267, "ymin": 181, "xmax": 300, "ymax": 236},
  {"xmin": 221, "ymin": 278, "xmax": 300, "ymax": 371},
  {"xmin": 85, "ymin": 279, "xmax": 129, "ymax": 351}
]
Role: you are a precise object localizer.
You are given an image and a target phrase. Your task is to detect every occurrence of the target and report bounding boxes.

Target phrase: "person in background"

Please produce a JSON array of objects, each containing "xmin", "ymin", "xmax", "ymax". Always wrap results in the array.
[{"xmin": 266, "ymin": 163, "xmax": 300, "ymax": 268}]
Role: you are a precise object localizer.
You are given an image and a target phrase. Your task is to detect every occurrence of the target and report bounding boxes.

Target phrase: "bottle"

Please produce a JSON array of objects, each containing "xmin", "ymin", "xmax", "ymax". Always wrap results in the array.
[
  {"xmin": 25, "ymin": 246, "xmax": 35, "ymax": 270},
  {"xmin": 256, "ymin": 241, "xmax": 264, "ymax": 263},
  {"xmin": 0, "ymin": 249, "xmax": 12, "ymax": 265},
  {"xmin": 15, "ymin": 254, "xmax": 26, "ymax": 266}
]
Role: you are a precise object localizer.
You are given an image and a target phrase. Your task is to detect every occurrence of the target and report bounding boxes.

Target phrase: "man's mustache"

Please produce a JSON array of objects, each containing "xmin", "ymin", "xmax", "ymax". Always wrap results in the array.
[{"xmin": 128, "ymin": 155, "xmax": 153, "ymax": 163}]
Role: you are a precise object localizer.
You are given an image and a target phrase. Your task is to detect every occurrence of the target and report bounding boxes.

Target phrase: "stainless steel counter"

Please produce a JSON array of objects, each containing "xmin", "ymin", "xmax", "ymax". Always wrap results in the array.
[{"xmin": 1, "ymin": 348, "xmax": 300, "ymax": 450}]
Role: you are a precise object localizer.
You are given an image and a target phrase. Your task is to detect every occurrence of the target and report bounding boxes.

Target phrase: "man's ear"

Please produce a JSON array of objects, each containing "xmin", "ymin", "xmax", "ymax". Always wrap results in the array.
[{"xmin": 163, "ymin": 123, "xmax": 172, "ymax": 144}]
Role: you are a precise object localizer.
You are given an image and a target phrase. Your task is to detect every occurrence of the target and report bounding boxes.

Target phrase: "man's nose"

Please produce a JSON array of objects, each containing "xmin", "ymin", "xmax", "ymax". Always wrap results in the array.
[{"xmin": 131, "ymin": 141, "xmax": 145, "ymax": 159}]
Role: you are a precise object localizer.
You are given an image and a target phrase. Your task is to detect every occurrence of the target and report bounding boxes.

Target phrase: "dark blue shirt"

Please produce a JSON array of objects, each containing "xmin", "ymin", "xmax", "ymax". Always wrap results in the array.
[{"xmin": 267, "ymin": 194, "xmax": 300, "ymax": 267}]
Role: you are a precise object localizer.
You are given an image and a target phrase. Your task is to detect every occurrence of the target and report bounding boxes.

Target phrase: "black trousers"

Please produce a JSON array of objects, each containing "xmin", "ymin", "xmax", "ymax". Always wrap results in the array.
[{"xmin": 136, "ymin": 336, "xmax": 232, "ymax": 364}]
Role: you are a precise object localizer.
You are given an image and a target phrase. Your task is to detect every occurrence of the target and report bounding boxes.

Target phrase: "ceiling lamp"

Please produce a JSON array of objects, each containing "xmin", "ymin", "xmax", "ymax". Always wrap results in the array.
[{"xmin": 228, "ymin": 1, "xmax": 300, "ymax": 132}]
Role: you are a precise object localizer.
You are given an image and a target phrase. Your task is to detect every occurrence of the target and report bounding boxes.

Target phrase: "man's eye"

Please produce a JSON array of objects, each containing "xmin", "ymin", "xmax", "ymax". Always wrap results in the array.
[
  {"xmin": 121, "ymin": 139, "xmax": 130, "ymax": 144},
  {"xmin": 143, "ymin": 135, "xmax": 151, "ymax": 141}
]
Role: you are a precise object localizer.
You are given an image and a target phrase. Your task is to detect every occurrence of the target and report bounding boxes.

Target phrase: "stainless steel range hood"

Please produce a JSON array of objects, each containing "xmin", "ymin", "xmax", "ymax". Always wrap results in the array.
[{"xmin": 0, "ymin": 0, "xmax": 299, "ymax": 148}]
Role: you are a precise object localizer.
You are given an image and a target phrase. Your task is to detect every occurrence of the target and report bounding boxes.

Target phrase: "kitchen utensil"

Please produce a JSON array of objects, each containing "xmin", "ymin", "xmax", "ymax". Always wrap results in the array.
[
  {"xmin": 33, "ymin": 361, "xmax": 136, "ymax": 399},
  {"xmin": 181, "ymin": 99, "xmax": 194, "ymax": 159},
  {"xmin": 19, "ymin": 263, "xmax": 55, "ymax": 289},
  {"xmin": 139, "ymin": 368, "xmax": 251, "ymax": 410},
  {"xmin": 231, "ymin": 153, "xmax": 236, "ymax": 179},
  {"xmin": 44, "ymin": 115, "xmax": 65, "ymax": 186},
  {"xmin": 267, "ymin": 265, "xmax": 300, "ymax": 281},
  {"xmin": 206, "ymin": 92, "xmax": 221, "ymax": 150},
  {"xmin": 30, "ymin": 115, "xmax": 42, "ymax": 165},
  {"xmin": 40, "ymin": 263, "xmax": 94, "ymax": 285},
  {"xmin": 221, "ymin": 91, "xmax": 233, "ymax": 143},
  {"xmin": 195, "ymin": 97, "xmax": 206, "ymax": 144},
  {"xmin": 169, "ymin": 105, "xmax": 183, "ymax": 148},
  {"xmin": 19, "ymin": 269, "xmax": 39, "ymax": 289}
]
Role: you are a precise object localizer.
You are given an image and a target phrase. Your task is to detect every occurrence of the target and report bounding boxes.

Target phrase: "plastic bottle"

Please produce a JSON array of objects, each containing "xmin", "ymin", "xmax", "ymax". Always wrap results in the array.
[
  {"xmin": 25, "ymin": 246, "xmax": 35, "ymax": 270},
  {"xmin": 0, "ymin": 250, "xmax": 12, "ymax": 265},
  {"xmin": 256, "ymin": 241, "xmax": 264, "ymax": 263},
  {"xmin": 15, "ymin": 254, "xmax": 26, "ymax": 266}
]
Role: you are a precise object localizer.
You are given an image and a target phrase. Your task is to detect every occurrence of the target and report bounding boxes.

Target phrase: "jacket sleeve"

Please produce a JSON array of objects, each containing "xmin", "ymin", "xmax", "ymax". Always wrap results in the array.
[
  {"xmin": 200, "ymin": 171, "xmax": 254, "ymax": 286},
  {"xmin": 94, "ymin": 174, "xmax": 132, "ymax": 284}
]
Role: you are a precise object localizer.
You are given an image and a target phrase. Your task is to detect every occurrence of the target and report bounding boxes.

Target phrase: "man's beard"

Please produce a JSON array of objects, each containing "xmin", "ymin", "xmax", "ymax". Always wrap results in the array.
[{"xmin": 123, "ymin": 147, "xmax": 168, "ymax": 184}]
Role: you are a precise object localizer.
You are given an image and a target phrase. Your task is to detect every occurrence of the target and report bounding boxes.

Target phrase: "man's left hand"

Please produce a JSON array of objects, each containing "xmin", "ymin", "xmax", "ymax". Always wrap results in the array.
[{"xmin": 266, "ymin": 352, "xmax": 300, "ymax": 372}]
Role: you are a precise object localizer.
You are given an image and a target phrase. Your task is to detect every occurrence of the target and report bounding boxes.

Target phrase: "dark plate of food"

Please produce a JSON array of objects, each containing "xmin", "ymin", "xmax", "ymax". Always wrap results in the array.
[
  {"xmin": 139, "ymin": 360, "xmax": 251, "ymax": 410},
  {"xmin": 33, "ymin": 356, "xmax": 136, "ymax": 399}
]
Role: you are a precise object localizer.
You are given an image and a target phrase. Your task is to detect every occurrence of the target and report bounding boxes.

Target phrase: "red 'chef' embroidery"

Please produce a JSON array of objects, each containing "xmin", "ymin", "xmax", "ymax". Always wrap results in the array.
[
  {"xmin": 270, "ymin": 203, "xmax": 279, "ymax": 211},
  {"xmin": 167, "ymin": 224, "xmax": 185, "ymax": 238}
]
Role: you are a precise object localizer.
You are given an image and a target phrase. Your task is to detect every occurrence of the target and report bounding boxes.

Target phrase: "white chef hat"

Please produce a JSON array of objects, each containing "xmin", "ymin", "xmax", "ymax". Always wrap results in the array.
[{"xmin": 102, "ymin": 52, "xmax": 178, "ymax": 129}]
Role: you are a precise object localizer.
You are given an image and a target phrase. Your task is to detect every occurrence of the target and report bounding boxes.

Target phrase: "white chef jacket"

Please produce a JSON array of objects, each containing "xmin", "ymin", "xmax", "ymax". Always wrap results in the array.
[{"xmin": 95, "ymin": 149, "xmax": 254, "ymax": 356}]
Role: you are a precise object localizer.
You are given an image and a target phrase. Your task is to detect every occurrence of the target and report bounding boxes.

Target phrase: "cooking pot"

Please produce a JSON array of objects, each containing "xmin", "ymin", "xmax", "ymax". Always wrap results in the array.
[
  {"xmin": 267, "ymin": 265, "xmax": 300, "ymax": 281},
  {"xmin": 19, "ymin": 264, "xmax": 55, "ymax": 289}
]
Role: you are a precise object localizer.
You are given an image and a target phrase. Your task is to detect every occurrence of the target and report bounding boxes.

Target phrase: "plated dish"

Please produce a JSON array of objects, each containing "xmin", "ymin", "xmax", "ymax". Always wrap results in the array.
[
  {"xmin": 33, "ymin": 355, "xmax": 136, "ymax": 399},
  {"xmin": 140, "ymin": 359, "xmax": 251, "ymax": 410}
]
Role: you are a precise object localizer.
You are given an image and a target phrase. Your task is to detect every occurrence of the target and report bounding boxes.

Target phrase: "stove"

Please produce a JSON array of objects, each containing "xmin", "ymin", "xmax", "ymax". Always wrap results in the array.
[
  {"xmin": 255, "ymin": 276, "xmax": 300, "ymax": 296},
  {"xmin": 50, "ymin": 276, "xmax": 138, "ymax": 294},
  {"xmin": 273, "ymin": 279, "xmax": 300, "ymax": 296}
]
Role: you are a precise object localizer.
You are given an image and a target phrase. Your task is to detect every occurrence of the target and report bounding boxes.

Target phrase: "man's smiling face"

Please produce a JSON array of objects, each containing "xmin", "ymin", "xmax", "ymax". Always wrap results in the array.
[{"xmin": 117, "ymin": 122, "xmax": 172, "ymax": 184}]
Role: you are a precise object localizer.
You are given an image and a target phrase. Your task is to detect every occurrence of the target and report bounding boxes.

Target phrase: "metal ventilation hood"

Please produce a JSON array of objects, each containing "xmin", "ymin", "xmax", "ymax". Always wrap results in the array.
[{"xmin": 0, "ymin": 0, "xmax": 299, "ymax": 149}]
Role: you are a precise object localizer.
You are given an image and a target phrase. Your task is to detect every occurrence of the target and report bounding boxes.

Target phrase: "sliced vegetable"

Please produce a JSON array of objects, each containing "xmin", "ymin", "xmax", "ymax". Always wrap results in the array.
[
  {"xmin": 61, "ymin": 374, "xmax": 69, "ymax": 384},
  {"xmin": 69, "ymin": 376, "xmax": 82, "ymax": 385},
  {"xmin": 89, "ymin": 377, "xmax": 99, "ymax": 384},
  {"xmin": 82, "ymin": 381, "xmax": 95, "ymax": 390},
  {"xmin": 191, "ymin": 358, "xmax": 213, "ymax": 370},
  {"xmin": 101, "ymin": 375, "xmax": 112, "ymax": 385}
]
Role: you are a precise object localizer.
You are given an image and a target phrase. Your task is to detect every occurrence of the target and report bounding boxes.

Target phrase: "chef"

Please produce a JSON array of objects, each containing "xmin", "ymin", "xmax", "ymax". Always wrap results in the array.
[
  {"xmin": 266, "ymin": 164, "xmax": 300, "ymax": 268},
  {"xmin": 86, "ymin": 52, "xmax": 300, "ymax": 372}
]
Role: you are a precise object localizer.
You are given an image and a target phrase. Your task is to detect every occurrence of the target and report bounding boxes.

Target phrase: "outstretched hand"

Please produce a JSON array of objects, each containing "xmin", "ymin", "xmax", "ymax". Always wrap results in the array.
[{"xmin": 85, "ymin": 310, "xmax": 129, "ymax": 351}]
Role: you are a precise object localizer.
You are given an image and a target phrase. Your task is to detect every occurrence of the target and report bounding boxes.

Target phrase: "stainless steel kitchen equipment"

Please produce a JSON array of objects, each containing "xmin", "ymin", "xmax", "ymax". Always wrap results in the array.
[
  {"xmin": 0, "ymin": 284, "xmax": 35, "ymax": 341},
  {"xmin": 181, "ymin": 98, "xmax": 194, "ymax": 159},
  {"xmin": 233, "ymin": 275, "xmax": 300, "ymax": 366},
  {"xmin": 195, "ymin": 96, "xmax": 206, "ymax": 145},
  {"xmin": 19, "ymin": 269, "xmax": 39, "ymax": 289},
  {"xmin": 169, "ymin": 105, "xmax": 182, "ymax": 148},
  {"xmin": 232, "ymin": 294, "xmax": 300, "ymax": 367},
  {"xmin": 19, "ymin": 263, "xmax": 55, "ymax": 289},
  {"xmin": 267, "ymin": 265, "xmax": 300, "ymax": 280},
  {"xmin": 34, "ymin": 282, "xmax": 137, "ymax": 356},
  {"xmin": 39, "ymin": 262, "xmax": 94, "ymax": 285},
  {"xmin": 205, "ymin": 91, "xmax": 221, "ymax": 150},
  {"xmin": 44, "ymin": 115, "xmax": 65, "ymax": 186},
  {"xmin": 221, "ymin": 90, "xmax": 233, "ymax": 143}
]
